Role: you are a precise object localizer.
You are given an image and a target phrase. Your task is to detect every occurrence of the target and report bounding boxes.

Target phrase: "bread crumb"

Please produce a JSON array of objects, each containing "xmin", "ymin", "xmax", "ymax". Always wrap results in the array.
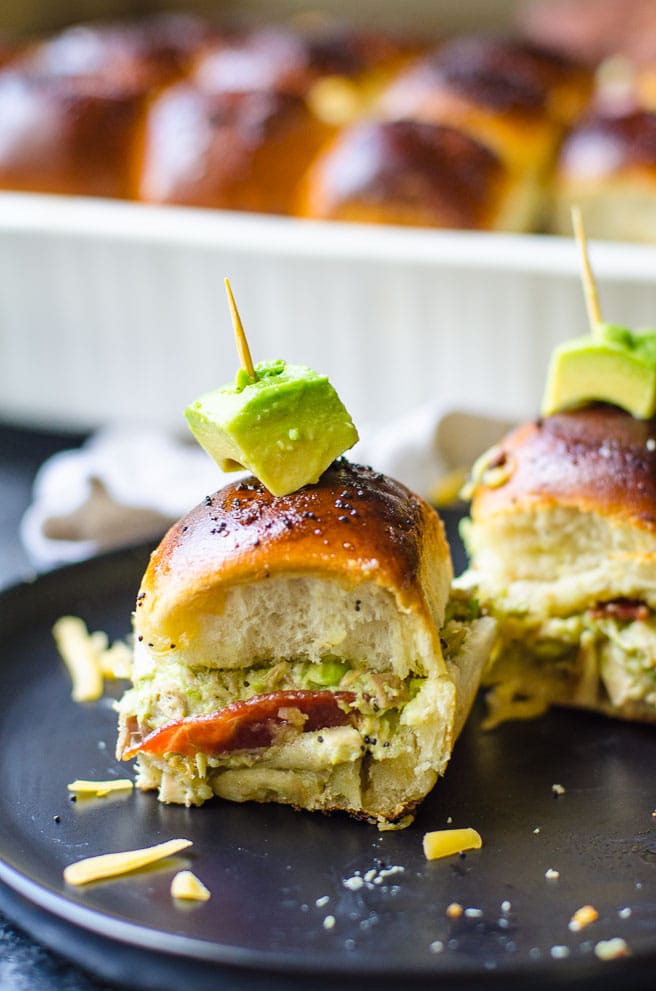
[
  {"xmin": 323, "ymin": 915, "xmax": 336, "ymax": 930},
  {"xmin": 446, "ymin": 902, "xmax": 463, "ymax": 919},
  {"xmin": 315, "ymin": 895, "xmax": 330, "ymax": 907},
  {"xmin": 594, "ymin": 937, "xmax": 630, "ymax": 960},
  {"xmin": 569, "ymin": 905, "xmax": 598, "ymax": 932},
  {"xmin": 500, "ymin": 900, "xmax": 511, "ymax": 913},
  {"xmin": 550, "ymin": 945, "xmax": 570, "ymax": 959},
  {"xmin": 343, "ymin": 875, "xmax": 364, "ymax": 892},
  {"xmin": 429, "ymin": 940, "xmax": 444, "ymax": 953},
  {"xmin": 552, "ymin": 783, "xmax": 566, "ymax": 796},
  {"xmin": 465, "ymin": 907, "xmax": 483, "ymax": 919},
  {"xmin": 545, "ymin": 868, "xmax": 560, "ymax": 880},
  {"xmin": 618, "ymin": 907, "xmax": 632, "ymax": 919}
]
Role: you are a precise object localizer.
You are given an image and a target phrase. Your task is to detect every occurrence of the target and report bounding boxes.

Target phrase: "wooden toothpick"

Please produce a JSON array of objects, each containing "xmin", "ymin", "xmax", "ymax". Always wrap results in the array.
[
  {"xmin": 571, "ymin": 206, "xmax": 603, "ymax": 337},
  {"xmin": 225, "ymin": 277, "xmax": 257, "ymax": 379}
]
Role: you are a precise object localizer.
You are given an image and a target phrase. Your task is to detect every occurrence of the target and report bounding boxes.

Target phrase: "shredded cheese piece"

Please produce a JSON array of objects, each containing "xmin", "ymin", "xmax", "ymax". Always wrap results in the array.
[
  {"xmin": 67, "ymin": 779, "xmax": 134, "ymax": 798},
  {"xmin": 569, "ymin": 905, "xmax": 599, "ymax": 932},
  {"xmin": 423, "ymin": 827, "xmax": 483, "ymax": 861},
  {"xmin": 53, "ymin": 616, "xmax": 104, "ymax": 702},
  {"xmin": 63, "ymin": 838, "xmax": 192, "ymax": 886},
  {"xmin": 170, "ymin": 870, "xmax": 211, "ymax": 902}
]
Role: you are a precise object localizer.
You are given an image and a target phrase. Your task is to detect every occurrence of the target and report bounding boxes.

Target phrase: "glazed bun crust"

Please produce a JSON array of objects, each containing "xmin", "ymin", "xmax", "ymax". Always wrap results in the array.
[
  {"xmin": 137, "ymin": 460, "xmax": 452, "ymax": 655},
  {"xmin": 553, "ymin": 111, "xmax": 656, "ymax": 241},
  {"xmin": 138, "ymin": 85, "xmax": 332, "ymax": 212},
  {"xmin": 472, "ymin": 404, "xmax": 656, "ymax": 532},
  {"xmin": 297, "ymin": 119, "xmax": 531, "ymax": 231}
]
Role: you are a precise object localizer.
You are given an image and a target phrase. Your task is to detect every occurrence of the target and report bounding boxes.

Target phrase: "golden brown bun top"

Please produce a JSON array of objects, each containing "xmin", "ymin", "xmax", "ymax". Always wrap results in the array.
[
  {"xmin": 0, "ymin": 69, "xmax": 144, "ymax": 197},
  {"xmin": 379, "ymin": 35, "xmax": 590, "ymax": 132},
  {"xmin": 299, "ymin": 119, "xmax": 507, "ymax": 229},
  {"xmin": 558, "ymin": 110, "xmax": 656, "ymax": 177},
  {"xmin": 193, "ymin": 23, "xmax": 419, "ymax": 98},
  {"xmin": 382, "ymin": 37, "xmax": 553, "ymax": 119},
  {"xmin": 471, "ymin": 404, "xmax": 656, "ymax": 531},
  {"xmin": 137, "ymin": 460, "xmax": 450, "ymax": 631},
  {"xmin": 138, "ymin": 84, "xmax": 331, "ymax": 211},
  {"xmin": 23, "ymin": 13, "xmax": 214, "ymax": 91}
]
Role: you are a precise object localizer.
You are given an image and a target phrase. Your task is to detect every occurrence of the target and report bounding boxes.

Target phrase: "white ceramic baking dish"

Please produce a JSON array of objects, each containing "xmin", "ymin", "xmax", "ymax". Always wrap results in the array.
[{"xmin": 1, "ymin": 191, "xmax": 655, "ymax": 434}]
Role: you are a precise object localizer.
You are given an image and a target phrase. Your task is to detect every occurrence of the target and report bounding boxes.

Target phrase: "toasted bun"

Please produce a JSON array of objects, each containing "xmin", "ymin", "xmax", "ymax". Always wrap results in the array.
[
  {"xmin": 377, "ymin": 37, "xmax": 569, "ymax": 178},
  {"xmin": 0, "ymin": 70, "xmax": 146, "ymax": 198},
  {"xmin": 0, "ymin": 14, "xmax": 213, "ymax": 199},
  {"xmin": 460, "ymin": 405, "xmax": 656, "ymax": 725},
  {"xmin": 297, "ymin": 118, "xmax": 535, "ymax": 231},
  {"xmin": 121, "ymin": 461, "xmax": 494, "ymax": 822},
  {"xmin": 193, "ymin": 23, "xmax": 416, "ymax": 99},
  {"xmin": 553, "ymin": 110, "xmax": 656, "ymax": 242},
  {"xmin": 136, "ymin": 460, "xmax": 452, "ymax": 675},
  {"xmin": 138, "ymin": 84, "xmax": 332, "ymax": 213},
  {"xmin": 470, "ymin": 405, "xmax": 656, "ymax": 541}
]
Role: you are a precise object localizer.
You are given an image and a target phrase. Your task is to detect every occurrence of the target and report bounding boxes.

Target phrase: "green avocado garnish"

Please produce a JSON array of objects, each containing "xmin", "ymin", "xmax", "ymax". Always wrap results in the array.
[
  {"xmin": 541, "ymin": 323, "xmax": 656, "ymax": 420},
  {"xmin": 185, "ymin": 359, "xmax": 359, "ymax": 496}
]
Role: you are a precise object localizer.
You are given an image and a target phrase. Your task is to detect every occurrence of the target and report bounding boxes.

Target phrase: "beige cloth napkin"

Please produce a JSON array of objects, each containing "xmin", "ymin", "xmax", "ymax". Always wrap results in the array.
[{"xmin": 21, "ymin": 407, "xmax": 514, "ymax": 570}]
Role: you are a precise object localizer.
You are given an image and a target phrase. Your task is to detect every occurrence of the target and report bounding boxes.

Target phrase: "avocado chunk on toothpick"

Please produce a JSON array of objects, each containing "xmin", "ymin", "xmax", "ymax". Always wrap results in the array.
[
  {"xmin": 542, "ymin": 208, "xmax": 656, "ymax": 420},
  {"xmin": 185, "ymin": 280, "xmax": 359, "ymax": 496}
]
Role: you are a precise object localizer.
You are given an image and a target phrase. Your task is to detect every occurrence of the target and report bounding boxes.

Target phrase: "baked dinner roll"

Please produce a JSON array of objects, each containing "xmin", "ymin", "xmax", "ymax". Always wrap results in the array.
[
  {"xmin": 22, "ymin": 12, "xmax": 214, "ymax": 88},
  {"xmin": 458, "ymin": 404, "xmax": 656, "ymax": 726},
  {"xmin": 377, "ymin": 37, "xmax": 585, "ymax": 167},
  {"xmin": 0, "ymin": 70, "xmax": 145, "ymax": 198},
  {"xmin": 0, "ymin": 14, "xmax": 213, "ymax": 199},
  {"xmin": 193, "ymin": 22, "xmax": 421, "ymax": 125},
  {"xmin": 116, "ymin": 461, "xmax": 495, "ymax": 823},
  {"xmin": 553, "ymin": 110, "xmax": 656, "ymax": 242},
  {"xmin": 297, "ymin": 118, "xmax": 535, "ymax": 231},
  {"xmin": 137, "ymin": 83, "xmax": 332, "ymax": 213}
]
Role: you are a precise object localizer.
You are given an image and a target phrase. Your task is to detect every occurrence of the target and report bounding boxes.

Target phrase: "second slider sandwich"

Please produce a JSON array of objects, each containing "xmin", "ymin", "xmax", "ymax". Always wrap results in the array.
[{"xmin": 458, "ymin": 227, "xmax": 656, "ymax": 727}]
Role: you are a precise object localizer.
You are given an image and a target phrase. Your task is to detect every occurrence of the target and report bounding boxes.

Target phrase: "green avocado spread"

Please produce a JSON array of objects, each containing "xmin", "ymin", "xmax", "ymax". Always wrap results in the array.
[
  {"xmin": 541, "ymin": 323, "xmax": 656, "ymax": 420},
  {"xmin": 185, "ymin": 359, "xmax": 359, "ymax": 496}
]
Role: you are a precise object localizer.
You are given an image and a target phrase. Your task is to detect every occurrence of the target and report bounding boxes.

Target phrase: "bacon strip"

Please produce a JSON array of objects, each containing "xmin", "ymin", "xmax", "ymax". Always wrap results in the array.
[
  {"xmin": 122, "ymin": 689, "xmax": 357, "ymax": 760},
  {"xmin": 590, "ymin": 598, "xmax": 650, "ymax": 623}
]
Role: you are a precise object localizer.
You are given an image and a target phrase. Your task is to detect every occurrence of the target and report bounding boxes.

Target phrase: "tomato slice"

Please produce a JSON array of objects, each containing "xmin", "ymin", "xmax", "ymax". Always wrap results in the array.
[{"xmin": 122, "ymin": 689, "xmax": 357, "ymax": 760}]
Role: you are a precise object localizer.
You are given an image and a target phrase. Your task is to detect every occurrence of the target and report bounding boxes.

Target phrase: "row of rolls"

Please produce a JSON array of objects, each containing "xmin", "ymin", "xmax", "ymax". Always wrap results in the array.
[{"xmin": 2, "ymin": 11, "xmax": 656, "ymax": 241}]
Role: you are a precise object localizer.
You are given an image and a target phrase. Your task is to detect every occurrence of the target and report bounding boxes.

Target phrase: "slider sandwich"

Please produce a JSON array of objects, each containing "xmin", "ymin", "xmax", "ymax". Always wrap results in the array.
[
  {"xmin": 459, "ymin": 405, "xmax": 656, "ymax": 726},
  {"xmin": 115, "ymin": 287, "xmax": 494, "ymax": 824},
  {"xmin": 458, "ymin": 244, "xmax": 656, "ymax": 727},
  {"xmin": 116, "ymin": 460, "xmax": 495, "ymax": 823}
]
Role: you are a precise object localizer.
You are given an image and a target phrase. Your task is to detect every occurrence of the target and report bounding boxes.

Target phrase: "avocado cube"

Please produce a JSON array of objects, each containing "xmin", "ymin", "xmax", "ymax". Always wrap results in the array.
[
  {"xmin": 541, "ymin": 324, "xmax": 656, "ymax": 419},
  {"xmin": 185, "ymin": 360, "xmax": 359, "ymax": 496}
]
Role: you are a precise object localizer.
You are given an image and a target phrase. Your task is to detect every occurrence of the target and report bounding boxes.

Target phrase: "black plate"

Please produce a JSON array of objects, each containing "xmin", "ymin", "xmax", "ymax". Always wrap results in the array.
[{"xmin": 0, "ymin": 516, "xmax": 655, "ymax": 991}]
